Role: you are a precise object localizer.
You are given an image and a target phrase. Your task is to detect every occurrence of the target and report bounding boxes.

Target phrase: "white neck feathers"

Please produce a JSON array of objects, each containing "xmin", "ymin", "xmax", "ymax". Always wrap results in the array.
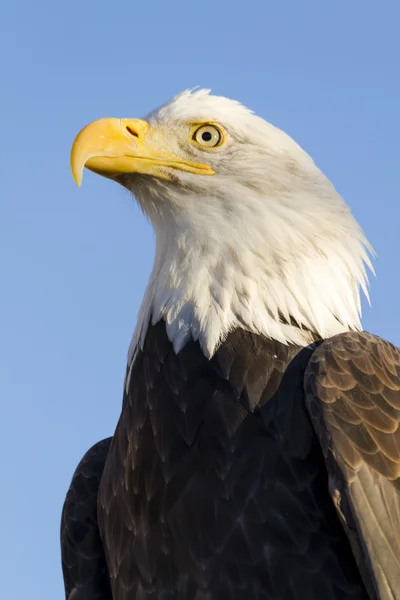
[{"xmin": 128, "ymin": 182, "xmax": 372, "ymax": 366}]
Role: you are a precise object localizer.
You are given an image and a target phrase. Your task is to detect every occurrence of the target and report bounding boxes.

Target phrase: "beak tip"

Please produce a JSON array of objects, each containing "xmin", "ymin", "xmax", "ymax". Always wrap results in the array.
[{"xmin": 71, "ymin": 163, "xmax": 83, "ymax": 187}]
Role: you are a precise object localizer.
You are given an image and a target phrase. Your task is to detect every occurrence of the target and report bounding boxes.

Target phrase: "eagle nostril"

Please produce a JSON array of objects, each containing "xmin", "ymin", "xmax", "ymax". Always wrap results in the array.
[{"xmin": 126, "ymin": 126, "xmax": 139, "ymax": 138}]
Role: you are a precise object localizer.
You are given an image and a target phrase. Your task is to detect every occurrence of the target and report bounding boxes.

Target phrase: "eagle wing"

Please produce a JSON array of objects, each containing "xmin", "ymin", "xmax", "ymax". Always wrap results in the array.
[
  {"xmin": 304, "ymin": 332, "xmax": 400, "ymax": 600},
  {"xmin": 61, "ymin": 437, "xmax": 113, "ymax": 600}
]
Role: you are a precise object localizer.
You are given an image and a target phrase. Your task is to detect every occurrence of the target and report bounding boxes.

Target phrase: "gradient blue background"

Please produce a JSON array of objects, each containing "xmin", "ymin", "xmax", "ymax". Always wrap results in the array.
[{"xmin": 1, "ymin": 1, "xmax": 399, "ymax": 597}]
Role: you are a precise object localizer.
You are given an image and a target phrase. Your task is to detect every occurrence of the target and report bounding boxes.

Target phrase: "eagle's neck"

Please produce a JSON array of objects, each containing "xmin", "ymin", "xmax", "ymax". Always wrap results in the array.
[{"xmin": 127, "ymin": 193, "xmax": 368, "ymax": 367}]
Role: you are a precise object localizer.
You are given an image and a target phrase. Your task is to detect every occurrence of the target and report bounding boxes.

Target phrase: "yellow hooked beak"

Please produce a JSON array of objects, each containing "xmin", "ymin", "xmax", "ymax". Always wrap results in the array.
[{"xmin": 70, "ymin": 118, "xmax": 214, "ymax": 187}]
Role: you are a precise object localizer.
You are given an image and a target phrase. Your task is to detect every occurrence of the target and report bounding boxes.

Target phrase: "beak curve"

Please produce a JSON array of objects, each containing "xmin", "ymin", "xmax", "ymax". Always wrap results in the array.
[{"xmin": 70, "ymin": 118, "xmax": 214, "ymax": 187}]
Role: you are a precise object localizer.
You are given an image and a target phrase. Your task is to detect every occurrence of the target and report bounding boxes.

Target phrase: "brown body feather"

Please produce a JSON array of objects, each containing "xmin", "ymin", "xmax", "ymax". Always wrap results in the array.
[{"xmin": 61, "ymin": 325, "xmax": 400, "ymax": 599}]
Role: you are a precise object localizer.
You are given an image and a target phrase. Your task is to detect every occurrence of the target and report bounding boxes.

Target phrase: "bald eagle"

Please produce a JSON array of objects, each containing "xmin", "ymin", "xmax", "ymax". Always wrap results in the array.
[{"xmin": 62, "ymin": 90, "xmax": 400, "ymax": 600}]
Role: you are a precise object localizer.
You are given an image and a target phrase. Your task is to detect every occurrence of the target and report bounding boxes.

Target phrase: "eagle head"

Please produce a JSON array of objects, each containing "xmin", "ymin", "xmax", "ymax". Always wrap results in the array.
[{"xmin": 71, "ymin": 89, "xmax": 372, "ymax": 360}]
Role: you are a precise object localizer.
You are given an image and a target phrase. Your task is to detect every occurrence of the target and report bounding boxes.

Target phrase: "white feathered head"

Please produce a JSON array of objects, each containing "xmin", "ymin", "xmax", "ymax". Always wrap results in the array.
[{"xmin": 71, "ymin": 89, "xmax": 372, "ymax": 359}]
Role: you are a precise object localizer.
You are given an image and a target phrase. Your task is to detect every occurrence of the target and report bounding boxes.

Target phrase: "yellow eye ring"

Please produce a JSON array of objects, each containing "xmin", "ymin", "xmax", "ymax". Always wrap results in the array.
[{"xmin": 192, "ymin": 124, "xmax": 223, "ymax": 148}]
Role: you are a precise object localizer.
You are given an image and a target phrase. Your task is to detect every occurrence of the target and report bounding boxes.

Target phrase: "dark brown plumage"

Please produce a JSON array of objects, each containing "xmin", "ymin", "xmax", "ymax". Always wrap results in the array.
[
  {"xmin": 61, "ymin": 323, "xmax": 400, "ymax": 599},
  {"xmin": 305, "ymin": 332, "xmax": 400, "ymax": 598},
  {"xmin": 61, "ymin": 438, "xmax": 113, "ymax": 600}
]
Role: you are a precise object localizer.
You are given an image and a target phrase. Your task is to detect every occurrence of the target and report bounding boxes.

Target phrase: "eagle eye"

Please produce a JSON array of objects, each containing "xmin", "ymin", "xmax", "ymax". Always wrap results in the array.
[{"xmin": 192, "ymin": 124, "xmax": 223, "ymax": 148}]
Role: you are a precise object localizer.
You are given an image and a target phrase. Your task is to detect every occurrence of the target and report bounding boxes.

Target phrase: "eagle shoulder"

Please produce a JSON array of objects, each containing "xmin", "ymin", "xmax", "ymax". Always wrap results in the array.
[{"xmin": 305, "ymin": 331, "xmax": 400, "ymax": 600}]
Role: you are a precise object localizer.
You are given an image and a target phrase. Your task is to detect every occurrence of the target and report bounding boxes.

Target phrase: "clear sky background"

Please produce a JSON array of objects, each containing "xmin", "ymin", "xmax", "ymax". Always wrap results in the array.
[{"xmin": 1, "ymin": 1, "xmax": 399, "ymax": 598}]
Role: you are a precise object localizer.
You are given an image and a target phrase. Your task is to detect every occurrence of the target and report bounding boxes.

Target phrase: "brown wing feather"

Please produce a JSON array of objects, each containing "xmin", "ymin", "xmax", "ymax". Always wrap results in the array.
[
  {"xmin": 61, "ymin": 438, "xmax": 113, "ymax": 600},
  {"xmin": 305, "ymin": 332, "xmax": 400, "ymax": 600}
]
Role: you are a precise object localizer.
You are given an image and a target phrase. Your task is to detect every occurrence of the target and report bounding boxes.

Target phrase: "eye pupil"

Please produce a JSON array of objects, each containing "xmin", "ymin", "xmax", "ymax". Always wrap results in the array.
[{"xmin": 202, "ymin": 131, "xmax": 212, "ymax": 142}]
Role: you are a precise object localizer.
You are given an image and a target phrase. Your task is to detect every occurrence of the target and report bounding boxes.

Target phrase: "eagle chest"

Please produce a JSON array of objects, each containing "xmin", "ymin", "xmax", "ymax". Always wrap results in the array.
[{"xmin": 97, "ymin": 324, "xmax": 328, "ymax": 590}]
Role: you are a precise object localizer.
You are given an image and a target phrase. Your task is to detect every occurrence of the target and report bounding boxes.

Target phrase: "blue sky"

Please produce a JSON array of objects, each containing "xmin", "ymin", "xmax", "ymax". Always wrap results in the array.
[{"xmin": 1, "ymin": 1, "xmax": 399, "ymax": 598}]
